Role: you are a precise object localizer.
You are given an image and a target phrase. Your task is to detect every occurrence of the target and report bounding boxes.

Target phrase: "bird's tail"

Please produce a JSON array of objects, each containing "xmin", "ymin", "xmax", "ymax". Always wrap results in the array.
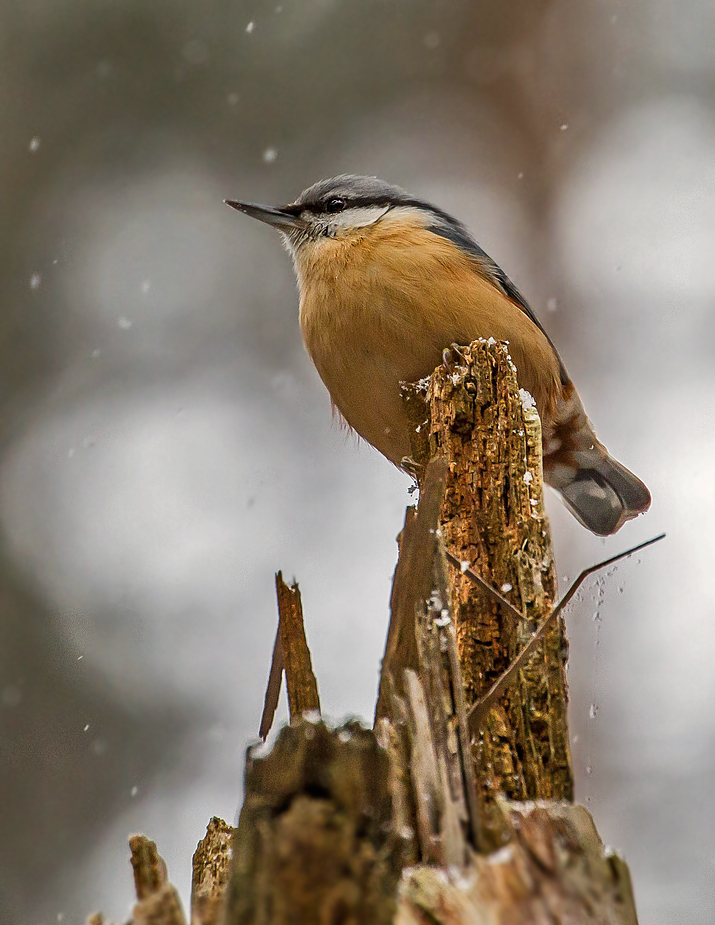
[{"xmin": 543, "ymin": 384, "xmax": 651, "ymax": 536}]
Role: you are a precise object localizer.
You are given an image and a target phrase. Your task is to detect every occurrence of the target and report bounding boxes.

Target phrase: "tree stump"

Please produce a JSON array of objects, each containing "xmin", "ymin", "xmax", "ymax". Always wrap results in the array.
[
  {"xmin": 401, "ymin": 340, "xmax": 572, "ymax": 844},
  {"xmin": 85, "ymin": 339, "xmax": 643, "ymax": 925},
  {"xmin": 224, "ymin": 720, "xmax": 404, "ymax": 925}
]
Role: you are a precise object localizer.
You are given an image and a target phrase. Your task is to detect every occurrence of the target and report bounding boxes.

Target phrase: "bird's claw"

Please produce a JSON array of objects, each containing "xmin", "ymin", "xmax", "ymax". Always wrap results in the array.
[
  {"xmin": 442, "ymin": 343, "xmax": 468, "ymax": 372},
  {"xmin": 401, "ymin": 456, "xmax": 423, "ymax": 482}
]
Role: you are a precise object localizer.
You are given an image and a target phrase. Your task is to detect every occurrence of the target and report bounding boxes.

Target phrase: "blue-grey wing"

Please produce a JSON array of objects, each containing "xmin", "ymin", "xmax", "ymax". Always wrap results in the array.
[{"xmin": 426, "ymin": 217, "xmax": 569, "ymax": 385}]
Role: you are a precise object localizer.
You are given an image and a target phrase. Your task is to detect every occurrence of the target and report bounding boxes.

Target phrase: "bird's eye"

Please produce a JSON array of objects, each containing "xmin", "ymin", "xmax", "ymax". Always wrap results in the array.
[{"xmin": 325, "ymin": 197, "xmax": 346, "ymax": 214}]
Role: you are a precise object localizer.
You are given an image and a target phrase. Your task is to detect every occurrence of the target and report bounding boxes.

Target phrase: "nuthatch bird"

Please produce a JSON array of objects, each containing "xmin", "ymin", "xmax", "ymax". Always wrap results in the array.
[{"xmin": 226, "ymin": 175, "xmax": 650, "ymax": 536}]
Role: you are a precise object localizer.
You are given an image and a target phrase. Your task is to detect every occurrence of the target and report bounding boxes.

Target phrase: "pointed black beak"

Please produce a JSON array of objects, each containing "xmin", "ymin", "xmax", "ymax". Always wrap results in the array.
[{"xmin": 224, "ymin": 199, "xmax": 304, "ymax": 231}]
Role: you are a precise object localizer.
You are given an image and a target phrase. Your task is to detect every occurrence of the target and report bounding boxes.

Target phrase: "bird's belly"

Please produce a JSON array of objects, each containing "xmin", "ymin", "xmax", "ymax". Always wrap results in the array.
[
  {"xmin": 299, "ymin": 260, "xmax": 561, "ymax": 466},
  {"xmin": 324, "ymin": 349, "xmax": 430, "ymax": 465}
]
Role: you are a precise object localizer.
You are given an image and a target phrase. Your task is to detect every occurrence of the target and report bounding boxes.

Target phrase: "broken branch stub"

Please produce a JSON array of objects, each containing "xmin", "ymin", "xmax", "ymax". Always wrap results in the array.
[
  {"xmin": 395, "ymin": 800, "xmax": 638, "ymax": 925},
  {"xmin": 375, "ymin": 458, "xmax": 448, "ymax": 721},
  {"xmin": 274, "ymin": 571, "xmax": 320, "ymax": 723},
  {"xmin": 191, "ymin": 816, "xmax": 234, "ymax": 925},
  {"xmin": 127, "ymin": 835, "xmax": 187, "ymax": 925},
  {"xmin": 224, "ymin": 719, "xmax": 404, "ymax": 925}
]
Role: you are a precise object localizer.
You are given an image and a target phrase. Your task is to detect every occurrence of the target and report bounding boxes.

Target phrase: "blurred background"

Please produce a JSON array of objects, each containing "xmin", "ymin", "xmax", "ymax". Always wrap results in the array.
[{"xmin": 0, "ymin": 1, "xmax": 713, "ymax": 922}]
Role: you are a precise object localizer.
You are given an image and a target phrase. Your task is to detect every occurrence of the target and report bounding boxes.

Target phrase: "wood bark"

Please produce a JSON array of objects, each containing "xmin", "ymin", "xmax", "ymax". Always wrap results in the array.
[
  {"xmin": 128, "ymin": 835, "xmax": 187, "ymax": 925},
  {"xmin": 274, "ymin": 571, "xmax": 320, "ymax": 721},
  {"xmin": 192, "ymin": 817, "xmax": 234, "ymax": 925},
  {"xmin": 402, "ymin": 340, "xmax": 572, "ymax": 845},
  {"xmin": 395, "ymin": 801, "xmax": 638, "ymax": 925},
  {"xmin": 223, "ymin": 720, "xmax": 404, "ymax": 925}
]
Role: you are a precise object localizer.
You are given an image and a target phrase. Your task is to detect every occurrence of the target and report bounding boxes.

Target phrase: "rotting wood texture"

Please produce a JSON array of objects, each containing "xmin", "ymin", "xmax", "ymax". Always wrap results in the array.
[
  {"xmin": 402, "ymin": 339, "xmax": 573, "ymax": 844},
  {"xmin": 191, "ymin": 816, "xmax": 234, "ymax": 925},
  {"xmin": 395, "ymin": 800, "xmax": 638, "ymax": 925},
  {"xmin": 128, "ymin": 835, "xmax": 186, "ymax": 925},
  {"xmin": 375, "ymin": 459, "xmax": 447, "ymax": 721},
  {"xmin": 376, "ymin": 457, "xmax": 484, "ymax": 862},
  {"xmin": 224, "ymin": 719, "xmax": 405, "ymax": 925}
]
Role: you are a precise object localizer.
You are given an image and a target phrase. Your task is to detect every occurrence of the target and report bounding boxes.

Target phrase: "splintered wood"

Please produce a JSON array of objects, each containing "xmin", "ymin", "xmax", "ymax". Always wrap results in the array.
[
  {"xmin": 395, "ymin": 801, "xmax": 638, "ymax": 925},
  {"xmin": 127, "ymin": 835, "xmax": 186, "ymax": 925},
  {"xmin": 376, "ymin": 457, "xmax": 483, "ymax": 865},
  {"xmin": 401, "ymin": 340, "xmax": 573, "ymax": 842},
  {"xmin": 258, "ymin": 572, "xmax": 320, "ymax": 740},
  {"xmin": 87, "ymin": 799, "xmax": 637, "ymax": 925},
  {"xmin": 273, "ymin": 573, "xmax": 320, "ymax": 722},
  {"xmin": 191, "ymin": 817, "xmax": 234, "ymax": 925},
  {"xmin": 375, "ymin": 460, "xmax": 447, "ymax": 721}
]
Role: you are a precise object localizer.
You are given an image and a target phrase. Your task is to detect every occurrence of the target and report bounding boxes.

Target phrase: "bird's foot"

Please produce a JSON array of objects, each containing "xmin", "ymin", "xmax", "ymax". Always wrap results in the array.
[
  {"xmin": 401, "ymin": 456, "xmax": 423, "ymax": 487},
  {"xmin": 442, "ymin": 343, "xmax": 468, "ymax": 372}
]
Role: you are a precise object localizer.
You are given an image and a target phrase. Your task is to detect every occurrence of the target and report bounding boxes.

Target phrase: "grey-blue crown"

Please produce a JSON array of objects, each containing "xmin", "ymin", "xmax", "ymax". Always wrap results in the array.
[{"xmin": 293, "ymin": 175, "xmax": 414, "ymax": 211}]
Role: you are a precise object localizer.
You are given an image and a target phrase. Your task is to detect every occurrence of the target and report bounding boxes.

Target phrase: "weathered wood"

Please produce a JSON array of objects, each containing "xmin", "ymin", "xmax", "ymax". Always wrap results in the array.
[
  {"xmin": 224, "ymin": 719, "xmax": 405, "ymax": 925},
  {"xmin": 395, "ymin": 801, "xmax": 638, "ymax": 925},
  {"xmin": 413, "ymin": 534, "xmax": 482, "ymax": 857},
  {"xmin": 258, "ymin": 624, "xmax": 284, "ymax": 740},
  {"xmin": 374, "ymin": 456, "xmax": 484, "ymax": 863},
  {"xmin": 401, "ymin": 668, "xmax": 444, "ymax": 864},
  {"xmin": 274, "ymin": 572, "xmax": 320, "ymax": 722},
  {"xmin": 375, "ymin": 458, "xmax": 448, "ymax": 721},
  {"xmin": 86, "ymin": 339, "xmax": 645, "ymax": 925},
  {"xmin": 376, "ymin": 459, "xmax": 484, "ymax": 866},
  {"xmin": 467, "ymin": 532, "xmax": 664, "ymax": 735},
  {"xmin": 374, "ymin": 507, "xmax": 418, "ymax": 723},
  {"xmin": 191, "ymin": 817, "xmax": 234, "ymax": 925},
  {"xmin": 402, "ymin": 340, "xmax": 573, "ymax": 844},
  {"xmin": 128, "ymin": 835, "xmax": 187, "ymax": 925},
  {"xmin": 374, "ymin": 715, "xmax": 420, "ymax": 867},
  {"xmin": 85, "ymin": 838, "xmax": 187, "ymax": 925}
]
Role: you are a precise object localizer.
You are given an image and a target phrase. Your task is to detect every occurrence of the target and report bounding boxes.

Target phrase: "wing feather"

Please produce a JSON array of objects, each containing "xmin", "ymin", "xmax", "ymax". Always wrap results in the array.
[{"xmin": 426, "ymin": 218, "xmax": 569, "ymax": 385}]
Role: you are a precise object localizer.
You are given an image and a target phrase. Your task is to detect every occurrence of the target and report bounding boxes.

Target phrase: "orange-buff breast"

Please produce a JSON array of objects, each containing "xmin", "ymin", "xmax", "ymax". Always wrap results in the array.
[{"xmin": 296, "ymin": 218, "xmax": 562, "ymax": 465}]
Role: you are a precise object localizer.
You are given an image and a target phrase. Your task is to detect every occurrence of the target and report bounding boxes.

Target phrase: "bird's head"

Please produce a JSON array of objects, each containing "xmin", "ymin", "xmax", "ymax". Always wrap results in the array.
[
  {"xmin": 225, "ymin": 174, "xmax": 475, "ymax": 260},
  {"xmin": 226, "ymin": 175, "xmax": 418, "ymax": 252}
]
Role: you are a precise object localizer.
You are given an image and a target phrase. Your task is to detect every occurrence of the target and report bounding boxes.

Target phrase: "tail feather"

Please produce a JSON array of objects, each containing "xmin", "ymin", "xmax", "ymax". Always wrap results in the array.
[
  {"xmin": 543, "ymin": 382, "xmax": 651, "ymax": 536},
  {"xmin": 554, "ymin": 454, "xmax": 651, "ymax": 536}
]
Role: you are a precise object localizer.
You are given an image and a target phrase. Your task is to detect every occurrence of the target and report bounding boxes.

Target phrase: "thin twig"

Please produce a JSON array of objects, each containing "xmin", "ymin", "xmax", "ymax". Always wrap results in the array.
[
  {"xmin": 444, "ymin": 550, "xmax": 529, "ymax": 623},
  {"xmin": 467, "ymin": 533, "xmax": 665, "ymax": 733}
]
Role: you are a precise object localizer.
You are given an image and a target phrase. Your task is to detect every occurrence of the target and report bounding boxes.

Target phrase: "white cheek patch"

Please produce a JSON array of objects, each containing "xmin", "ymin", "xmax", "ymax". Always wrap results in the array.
[
  {"xmin": 327, "ymin": 204, "xmax": 391, "ymax": 230},
  {"xmin": 284, "ymin": 204, "xmax": 429, "ymax": 261},
  {"xmin": 379, "ymin": 205, "xmax": 432, "ymax": 224}
]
